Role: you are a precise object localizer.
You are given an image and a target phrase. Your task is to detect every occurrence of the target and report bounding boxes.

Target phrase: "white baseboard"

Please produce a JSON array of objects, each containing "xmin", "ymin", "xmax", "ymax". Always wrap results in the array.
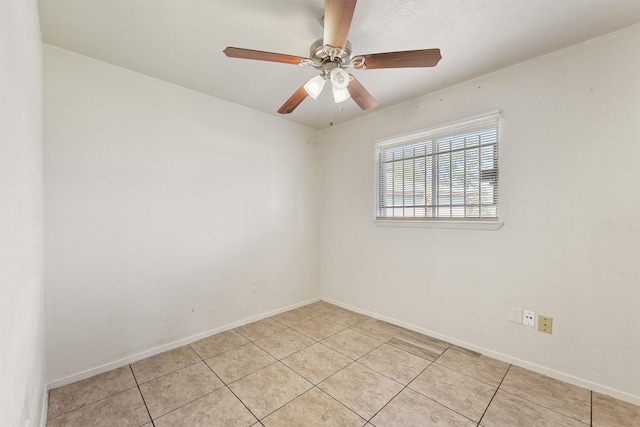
[
  {"xmin": 46, "ymin": 297, "xmax": 320, "ymax": 390},
  {"xmin": 321, "ymin": 297, "xmax": 640, "ymax": 407}
]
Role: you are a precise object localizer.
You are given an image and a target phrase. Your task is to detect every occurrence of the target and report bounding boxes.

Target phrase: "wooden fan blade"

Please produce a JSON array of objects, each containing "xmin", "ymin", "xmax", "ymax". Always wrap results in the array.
[
  {"xmin": 323, "ymin": 0, "xmax": 357, "ymax": 49},
  {"xmin": 358, "ymin": 49, "xmax": 442, "ymax": 69},
  {"xmin": 223, "ymin": 47, "xmax": 306, "ymax": 65},
  {"xmin": 278, "ymin": 84, "xmax": 309, "ymax": 114},
  {"xmin": 347, "ymin": 74, "xmax": 377, "ymax": 110}
]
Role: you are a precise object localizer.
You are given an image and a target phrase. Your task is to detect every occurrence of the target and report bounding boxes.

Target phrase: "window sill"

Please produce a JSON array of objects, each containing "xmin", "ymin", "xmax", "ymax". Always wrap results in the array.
[{"xmin": 374, "ymin": 219, "xmax": 504, "ymax": 230}]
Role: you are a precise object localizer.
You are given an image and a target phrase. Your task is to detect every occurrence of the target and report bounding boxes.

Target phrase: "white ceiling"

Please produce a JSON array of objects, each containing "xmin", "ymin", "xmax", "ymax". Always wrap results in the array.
[{"xmin": 38, "ymin": 0, "xmax": 640, "ymax": 130}]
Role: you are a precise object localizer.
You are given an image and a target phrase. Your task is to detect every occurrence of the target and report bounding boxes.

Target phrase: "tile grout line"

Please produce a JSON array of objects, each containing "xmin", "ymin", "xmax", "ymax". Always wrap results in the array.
[
  {"xmin": 211, "ymin": 306, "xmax": 342, "ymax": 423},
  {"xmin": 477, "ymin": 362, "xmax": 511, "ymax": 426},
  {"xmin": 137, "ymin": 343, "xmax": 248, "ymax": 423},
  {"xmin": 183, "ymin": 346, "xmax": 263, "ymax": 424},
  {"xmin": 374, "ymin": 343, "xmax": 487, "ymax": 425},
  {"xmin": 430, "ymin": 347, "xmax": 593, "ymax": 425},
  {"xmin": 314, "ymin": 328, "xmax": 438, "ymax": 424},
  {"xmin": 201, "ymin": 312, "xmax": 349, "ymax": 422},
  {"xmin": 243, "ymin": 317, "xmax": 354, "ymax": 366},
  {"xmin": 46, "ymin": 382, "xmax": 142, "ymax": 423},
  {"xmin": 307, "ymin": 385, "xmax": 369, "ymax": 425},
  {"xmin": 286, "ymin": 339, "xmax": 364, "ymax": 416},
  {"xmin": 259, "ymin": 330, "xmax": 369, "ymax": 425},
  {"xmin": 128, "ymin": 364, "xmax": 156, "ymax": 427},
  {"xmin": 192, "ymin": 340, "xmax": 261, "ymax": 422},
  {"xmin": 590, "ymin": 390, "xmax": 593, "ymax": 427},
  {"xmin": 365, "ymin": 356, "xmax": 434, "ymax": 424},
  {"xmin": 430, "ymin": 347, "xmax": 510, "ymax": 389},
  {"xmin": 133, "ymin": 356, "xmax": 202, "ymax": 387},
  {"xmin": 212, "ymin": 384, "xmax": 261, "ymax": 423},
  {"xmin": 321, "ymin": 334, "xmax": 386, "ymax": 361},
  {"xmin": 495, "ymin": 381, "xmax": 592, "ymax": 425},
  {"xmin": 298, "ymin": 319, "xmax": 412, "ymax": 424},
  {"xmin": 251, "ymin": 365, "xmax": 318, "ymax": 422}
]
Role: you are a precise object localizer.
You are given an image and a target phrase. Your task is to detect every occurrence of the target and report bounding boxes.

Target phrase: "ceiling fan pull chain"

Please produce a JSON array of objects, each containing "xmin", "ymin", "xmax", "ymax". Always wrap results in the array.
[{"xmin": 329, "ymin": 91, "xmax": 334, "ymax": 127}]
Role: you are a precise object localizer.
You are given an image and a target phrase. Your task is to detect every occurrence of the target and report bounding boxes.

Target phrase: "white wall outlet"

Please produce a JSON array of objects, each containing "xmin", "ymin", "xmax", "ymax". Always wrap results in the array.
[
  {"xmin": 507, "ymin": 307, "xmax": 523, "ymax": 324},
  {"xmin": 252, "ymin": 282, "xmax": 257, "ymax": 293},
  {"xmin": 523, "ymin": 310, "xmax": 535, "ymax": 327}
]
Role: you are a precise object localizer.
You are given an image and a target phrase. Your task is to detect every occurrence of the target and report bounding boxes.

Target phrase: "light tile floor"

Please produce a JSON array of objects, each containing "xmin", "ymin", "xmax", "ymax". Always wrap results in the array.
[{"xmin": 46, "ymin": 301, "xmax": 640, "ymax": 426}]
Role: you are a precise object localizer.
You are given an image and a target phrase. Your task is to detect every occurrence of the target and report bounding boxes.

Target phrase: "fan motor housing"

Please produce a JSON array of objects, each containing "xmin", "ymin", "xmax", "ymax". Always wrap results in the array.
[{"xmin": 309, "ymin": 38, "xmax": 353, "ymax": 69}]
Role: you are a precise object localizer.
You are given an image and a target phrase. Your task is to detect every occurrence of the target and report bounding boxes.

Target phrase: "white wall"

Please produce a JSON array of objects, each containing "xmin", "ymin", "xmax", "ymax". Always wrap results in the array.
[
  {"xmin": 320, "ymin": 25, "xmax": 640, "ymax": 403},
  {"xmin": 0, "ymin": 0, "xmax": 46, "ymax": 425},
  {"xmin": 43, "ymin": 46, "xmax": 321, "ymax": 383}
]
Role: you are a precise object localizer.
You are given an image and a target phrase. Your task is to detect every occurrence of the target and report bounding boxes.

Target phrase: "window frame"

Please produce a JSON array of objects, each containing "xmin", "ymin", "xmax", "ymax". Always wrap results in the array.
[{"xmin": 374, "ymin": 111, "xmax": 504, "ymax": 230}]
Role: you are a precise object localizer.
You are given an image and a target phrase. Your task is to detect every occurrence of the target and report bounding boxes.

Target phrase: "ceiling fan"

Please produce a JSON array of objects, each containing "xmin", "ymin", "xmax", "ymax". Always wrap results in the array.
[{"xmin": 223, "ymin": 0, "xmax": 442, "ymax": 115}]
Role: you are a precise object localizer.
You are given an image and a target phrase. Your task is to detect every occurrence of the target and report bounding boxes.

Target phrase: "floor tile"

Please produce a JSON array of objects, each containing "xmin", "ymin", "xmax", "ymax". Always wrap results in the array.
[
  {"xmin": 47, "ymin": 306, "xmax": 634, "ymax": 427},
  {"xmin": 303, "ymin": 301, "xmax": 341, "ymax": 316},
  {"xmin": 271, "ymin": 307, "xmax": 317, "ymax": 327},
  {"xmin": 319, "ymin": 362, "xmax": 403, "ymax": 420},
  {"xmin": 254, "ymin": 328, "xmax": 315, "ymax": 360},
  {"xmin": 352, "ymin": 319, "xmax": 403, "ymax": 342},
  {"xmin": 262, "ymin": 387, "xmax": 366, "ymax": 426},
  {"xmin": 229, "ymin": 362, "xmax": 313, "ymax": 419},
  {"xmin": 435, "ymin": 348, "xmax": 509, "ymax": 387},
  {"xmin": 235, "ymin": 318, "xmax": 287, "ymax": 341},
  {"xmin": 500, "ymin": 366, "xmax": 590, "ymax": 424},
  {"xmin": 131, "ymin": 345, "xmax": 200, "ymax": 384},
  {"xmin": 154, "ymin": 387, "xmax": 257, "ymax": 427},
  {"xmin": 322, "ymin": 328, "xmax": 383, "ymax": 359},
  {"xmin": 322, "ymin": 308, "xmax": 370, "ymax": 327},
  {"xmin": 387, "ymin": 329, "xmax": 449, "ymax": 361},
  {"xmin": 292, "ymin": 316, "xmax": 347, "ymax": 341},
  {"xmin": 47, "ymin": 365, "xmax": 136, "ymax": 419},
  {"xmin": 139, "ymin": 361, "xmax": 224, "ymax": 419},
  {"xmin": 359, "ymin": 343, "xmax": 430, "ymax": 385},
  {"xmin": 204, "ymin": 343, "xmax": 276, "ymax": 384},
  {"xmin": 592, "ymin": 392, "xmax": 640, "ymax": 426},
  {"xmin": 190, "ymin": 330, "xmax": 249, "ymax": 359},
  {"xmin": 480, "ymin": 390, "xmax": 586, "ymax": 427},
  {"xmin": 371, "ymin": 388, "xmax": 476, "ymax": 427},
  {"xmin": 409, "ymin": 363, "xmax": 496, "ymax": 422},
  {"xmin": 281, "ymin": 342, "xmax": 352, "ymax": 384},
  {"xmin": 47, "ymin": 387, "xmax": 150, "ymax": 427}
]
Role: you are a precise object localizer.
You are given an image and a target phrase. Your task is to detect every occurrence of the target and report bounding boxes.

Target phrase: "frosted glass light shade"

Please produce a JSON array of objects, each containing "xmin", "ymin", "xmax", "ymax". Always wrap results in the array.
[
  {"xmin": 330, "ymin": 68, "xmax": 350, "ymax": 90},
  {"xmin": 304, "ymin": 75, "xmax": 325, "ymax": 99},
  {"xmin": 332, "ymin": 86, "xmax": 351, "ymax": 103}
]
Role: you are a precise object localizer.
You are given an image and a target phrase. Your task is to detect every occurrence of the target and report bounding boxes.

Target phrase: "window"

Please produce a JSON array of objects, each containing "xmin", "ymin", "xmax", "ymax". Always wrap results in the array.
[{"xmin": 376, "ymin": 112, "xmax": 500, "ymax": 222}]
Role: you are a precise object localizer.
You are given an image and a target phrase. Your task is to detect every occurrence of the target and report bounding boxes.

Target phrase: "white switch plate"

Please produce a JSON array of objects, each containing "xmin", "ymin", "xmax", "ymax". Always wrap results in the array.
[
  {"xmin": 523, "ymin": 310, "xmax": 535, "ymax": 327},
  {"xmin": 507, "ymin": 307, "xmax": 523, "ymax": 324}
]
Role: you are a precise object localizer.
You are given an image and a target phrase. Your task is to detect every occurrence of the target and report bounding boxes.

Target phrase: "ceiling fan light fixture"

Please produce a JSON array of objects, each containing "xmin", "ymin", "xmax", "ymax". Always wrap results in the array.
[
  {"xmin": 224, "ymin": 1, "xmax": 441, "ymax": 115},
  {"xmin": 332, "ymin": 86, "xmax": 351, "ymax": 103},
  {"xmin": 304, "ymin": 75, "xmax": 325, "ymax": 99},
  {"xmin": 330, "ymin": 68, "xmax": 350, "ymax": 90}
]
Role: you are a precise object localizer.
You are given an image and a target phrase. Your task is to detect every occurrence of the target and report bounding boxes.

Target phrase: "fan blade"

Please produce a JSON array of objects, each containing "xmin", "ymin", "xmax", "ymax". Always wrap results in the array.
[
  {"xmin": 278, "ymin": 84, "xmax": 309, "ymax": 114},
  {"xmin": 223, "ymin": 47, "xmax": 306, "ymax": 65},
  {"xmin": 323, "ymin": 0, "xmax": 357, "ymax": 49},
  {"xmin": 357, "ymin": 49, "xmax": 442, "ymax": 69},
  {"xmin": 347, "ymin": 74, "xmax": 377, "ymax": 110}
]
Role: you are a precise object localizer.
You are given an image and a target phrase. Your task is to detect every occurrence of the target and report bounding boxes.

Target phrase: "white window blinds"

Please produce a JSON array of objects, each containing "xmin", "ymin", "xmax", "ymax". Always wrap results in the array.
[{"xmin": 376, "ymin": 112, "xmax": 500, "ymax": 220}]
